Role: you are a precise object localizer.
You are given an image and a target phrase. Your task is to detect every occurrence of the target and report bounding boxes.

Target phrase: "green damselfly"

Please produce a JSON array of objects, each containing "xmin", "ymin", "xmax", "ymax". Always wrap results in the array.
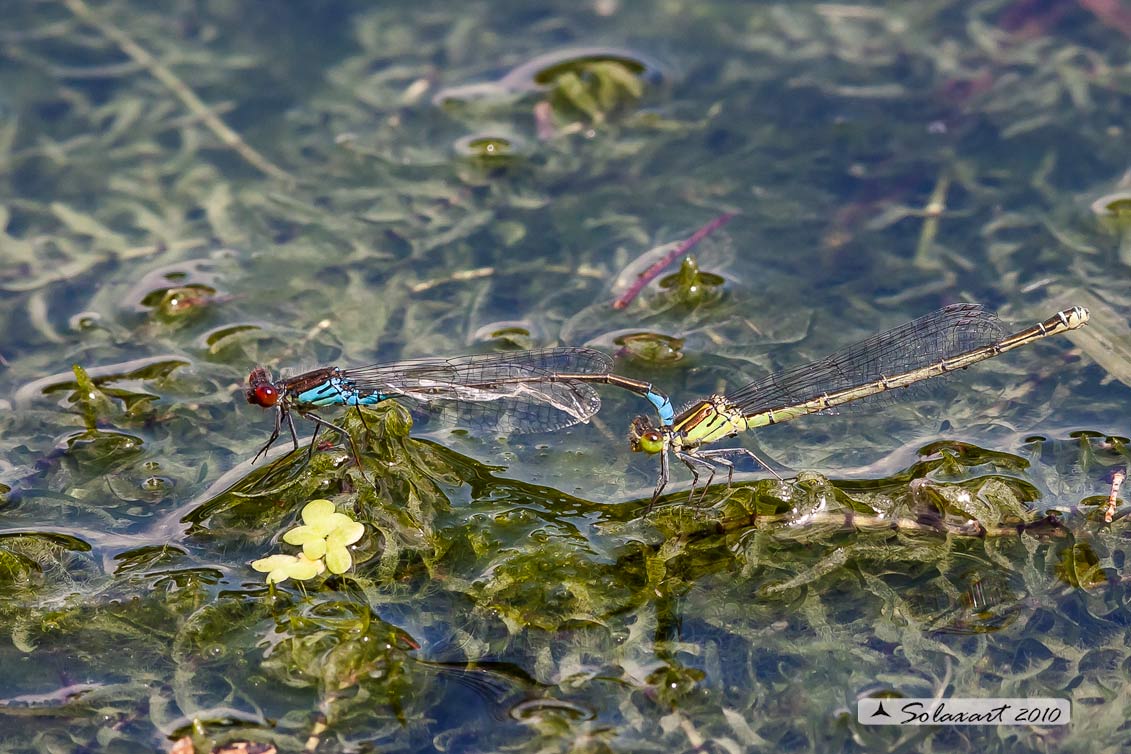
[{"xmin": 628, "ymin": 304, "xmax": 1090, "ymax": 504}]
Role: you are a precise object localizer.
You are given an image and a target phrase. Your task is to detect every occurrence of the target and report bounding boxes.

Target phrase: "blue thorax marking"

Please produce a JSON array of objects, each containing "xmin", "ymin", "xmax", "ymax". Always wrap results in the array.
[{"xmin": 295, "ymin": 377, "xmax": 389, "ymax": 408}]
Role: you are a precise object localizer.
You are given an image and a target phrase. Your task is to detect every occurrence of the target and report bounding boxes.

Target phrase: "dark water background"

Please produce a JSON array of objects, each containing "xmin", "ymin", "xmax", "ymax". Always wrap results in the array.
[{"xmin": 1, "ymin": 1, "xmax": 1130, "ymax": 752}]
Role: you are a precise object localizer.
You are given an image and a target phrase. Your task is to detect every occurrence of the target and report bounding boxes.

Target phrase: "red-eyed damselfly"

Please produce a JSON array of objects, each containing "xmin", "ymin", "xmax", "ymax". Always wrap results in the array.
[{"xmin": 247, "ymin": 347, "xmax": 674, "ymax": 465}]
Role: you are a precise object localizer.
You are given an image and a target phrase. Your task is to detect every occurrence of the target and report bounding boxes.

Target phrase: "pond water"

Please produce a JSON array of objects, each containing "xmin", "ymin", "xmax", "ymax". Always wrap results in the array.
[{"xmin": 1, "ymin": 1, "xmax": 1129, "ymax": 752}]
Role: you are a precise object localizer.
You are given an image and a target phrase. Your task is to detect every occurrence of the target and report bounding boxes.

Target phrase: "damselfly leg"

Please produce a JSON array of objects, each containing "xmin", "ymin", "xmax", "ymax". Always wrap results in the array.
[
  {"xmin": 676, "ymin": 446, "xmax": 784, "ymax": 505},
  {"xmin": 252, "ymin": 404, "xmax": 300, "ymax": 463}
]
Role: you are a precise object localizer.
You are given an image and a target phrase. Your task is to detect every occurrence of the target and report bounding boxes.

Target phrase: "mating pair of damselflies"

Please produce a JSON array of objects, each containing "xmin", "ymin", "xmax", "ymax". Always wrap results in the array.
[{"xmin": 247, "ymin": 303, "xmax": 1089, "ymax": 504}]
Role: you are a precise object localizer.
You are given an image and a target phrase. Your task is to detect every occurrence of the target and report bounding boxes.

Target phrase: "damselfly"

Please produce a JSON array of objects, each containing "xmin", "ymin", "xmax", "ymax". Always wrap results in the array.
[
  {"xmin": 247, "ymin": 347, "xmax": 674, "ymax": 464},
  {"xmin": 628, "ymin": 304, "xmax": 1090, "ymax": 505}
]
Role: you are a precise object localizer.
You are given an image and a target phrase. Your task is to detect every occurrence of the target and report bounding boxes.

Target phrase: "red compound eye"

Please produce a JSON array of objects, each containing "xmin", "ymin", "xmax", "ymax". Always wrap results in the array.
[
  {"xmin": 250, "ymin": 383, "xmax": 278, "ymax": 407},
  {"xmin": 246, "ymin": 367, "xmax": 280, "ymax": 407}
]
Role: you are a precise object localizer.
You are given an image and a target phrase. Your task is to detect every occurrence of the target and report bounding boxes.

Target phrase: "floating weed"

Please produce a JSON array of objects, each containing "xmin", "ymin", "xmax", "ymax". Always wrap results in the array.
[
  {"xmin": 657, "ymin": 256, "xmax": 727, "ymax": 308},
  {"xmin": 453, "ymin": 132, "xmax": 525, "ymax": 167},
  {"xmin": 542, "ymin": 57, "xmax": 650, "ymax": 126},
  {"xmin": 615, "ymin": 331, "xmax": 686, "ymax": 364},
  {"xmin": 1090, "ymin": 189, "xmax": 1131, "ymax": 266},
  {"xmin": 1053, "ymin": 540, "xmax": 1106, "ymax": 590},
  {"xmin": 433, "ymin": 46, "xmax": 660, "ymax": 116},
  {"xmin": 69, "ymin": 363, "xmax": 114, "ymax": 431}
]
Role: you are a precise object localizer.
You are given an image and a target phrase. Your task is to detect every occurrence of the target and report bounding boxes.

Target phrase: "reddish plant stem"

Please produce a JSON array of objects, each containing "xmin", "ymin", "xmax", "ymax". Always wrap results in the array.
[
  {"xmin": 612, "ymin": 212, "xmax": 734, "ymax": 310},
  {"xmin": 1105, "ymin": 468, "xmax": 1125, "ymax": 524},
  {"xmin": 1079, "ymin": 0, "xmax": 1131, "ymax": 38}
]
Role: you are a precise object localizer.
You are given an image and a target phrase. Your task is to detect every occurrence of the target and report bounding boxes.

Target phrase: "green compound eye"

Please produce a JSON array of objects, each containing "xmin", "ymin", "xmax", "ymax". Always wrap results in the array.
[
  {"xmin": 635, "ymin": 429, "xmax": 666, "ymax": 455},
  {"xmin": 629, "ymin": 416, "xmax": 667, "ymax": 455}
]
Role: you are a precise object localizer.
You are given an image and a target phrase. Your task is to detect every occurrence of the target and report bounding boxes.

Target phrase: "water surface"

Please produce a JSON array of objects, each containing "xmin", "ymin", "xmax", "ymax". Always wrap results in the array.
[{"xmin": 1, "ymin": 1, "xmax": 1129, "ymax": 752}]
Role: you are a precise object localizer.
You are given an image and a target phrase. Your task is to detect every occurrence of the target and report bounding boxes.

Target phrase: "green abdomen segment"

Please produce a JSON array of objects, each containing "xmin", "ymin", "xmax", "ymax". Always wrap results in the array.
[{"xmin": 736, "ymin": 305, "xmax": 1089, "ymax": 430}]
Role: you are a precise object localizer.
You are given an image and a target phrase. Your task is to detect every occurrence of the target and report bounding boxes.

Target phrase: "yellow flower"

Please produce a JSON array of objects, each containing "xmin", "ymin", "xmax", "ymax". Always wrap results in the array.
[
  {"xmin": 281, "ymin": 499, "xmax": 365, "ymax": 575},
  {"xmin": 251, "ymin": 553, "xmax": 325, "ymax": 584}
]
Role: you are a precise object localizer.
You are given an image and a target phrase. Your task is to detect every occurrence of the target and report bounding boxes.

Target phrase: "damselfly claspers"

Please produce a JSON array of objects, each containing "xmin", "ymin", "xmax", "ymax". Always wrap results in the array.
[{"xmin": 628, "ymin": 304, "xmax": 1090, "ymax": 505}]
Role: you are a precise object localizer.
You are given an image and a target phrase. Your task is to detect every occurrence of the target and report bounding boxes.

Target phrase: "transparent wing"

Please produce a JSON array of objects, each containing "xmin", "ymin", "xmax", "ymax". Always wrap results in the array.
[
  {"xmin": 342, "ymin": 347, "xmax": 613, "ymax": 434},
  {"xmin": 406, "ymin": 380, "xmax": 604, "ymax": 435},
  {"xmin": 726, "ymin": 304, "xmax": 1007, "ymax": 416},
  {"xmin": 341, "ymin": 347, "xmax": 611, "ymax": 395}
]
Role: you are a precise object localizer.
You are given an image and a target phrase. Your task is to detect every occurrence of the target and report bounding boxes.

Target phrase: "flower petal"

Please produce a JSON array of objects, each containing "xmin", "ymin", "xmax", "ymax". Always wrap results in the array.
[
  {"xmin": 301, "ymin": 499, "xmax": 337, "ymax": 530},
  {"xmin": 283, "ymin": 525, "xmax": 323, "ymax": 546},
  {"xmin": 252, "ymin": 554, "xmax": 298, "ymax": 573},
  {"xmin": 327, "ymin": 520, "xmax": 365, "ymax": 547},
  {"xmin": 252, "ymin": 554, "xmax": 302, "ymax": 584},
  {"xmin": 285, "ymin": 554, "xmax": 326, "ymax": 581},
  {"xmin": 325, "ymin": 544, "xmax": 353, "ymax": 574},
  {"xmin": 323, "ymin": 512, "xmax": 354, "ymax": 530},
  {"xmin": 302, "ymin": 538, "xmax": 328, "ymax": 560}
]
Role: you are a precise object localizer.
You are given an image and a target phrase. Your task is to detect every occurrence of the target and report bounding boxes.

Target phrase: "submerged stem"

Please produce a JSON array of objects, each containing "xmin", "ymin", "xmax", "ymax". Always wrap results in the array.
[{"xmin": 60, "ymin": 0, "xmax": 295, "ymax": 183}]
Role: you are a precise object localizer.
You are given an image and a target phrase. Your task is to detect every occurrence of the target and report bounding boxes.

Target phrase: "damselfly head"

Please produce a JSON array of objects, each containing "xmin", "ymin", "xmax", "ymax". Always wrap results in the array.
[
  {"xmin": 629, "ymin": 415, "xmax": 665, "ymax": 455},
  {"xmin": 246, "ymin": 367, "xmax": 280, "ymax": 407}
]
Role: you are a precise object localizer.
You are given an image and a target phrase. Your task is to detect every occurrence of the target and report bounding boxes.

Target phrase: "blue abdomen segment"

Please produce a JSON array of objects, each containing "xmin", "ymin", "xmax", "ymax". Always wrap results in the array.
[
  {"xmin": 645, "ymin": 389, "xmax": 675, "ymax": 427},
  {"xmin": 295, "ymin": 377, "xmax": 388, "ymax": 408}
]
